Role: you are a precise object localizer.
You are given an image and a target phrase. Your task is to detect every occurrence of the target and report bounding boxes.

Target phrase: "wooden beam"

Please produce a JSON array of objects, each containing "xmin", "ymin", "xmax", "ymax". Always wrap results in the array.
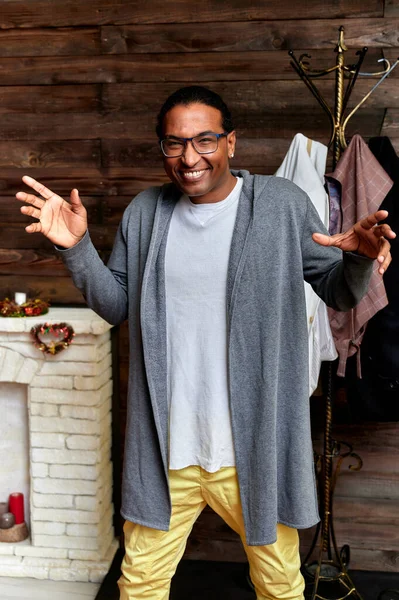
[
  {"xmin": 0, "ymin": 85, "xmax": 101, "ymax": 114},
  {"xmin": 102, "ymin": 79, "xmax": 399, "ymax": 113},
  {"xmin": 0, "ymin": 1, "xmax": 383, "ymax": 29},
  {"xmin": 0, "ymin": 49, "xmax": 384, "ymax": 85},
  {"xmin": 0, "ymin": 108, "xmax": 384, "ymax": 141},
  {"xmin": 0, "ymin": 141, "xmax": 101, "ymax": 169},
  {"xmin": 0, "ymin": 274, "xmax": 85, "ymax": 305},
  {"xmin": 0, "ymin": 27, "xmax": 100, "ymax": 56},
  {"xmin": 385, "ymin": 0, "xmax": 399, "ymax": 17},
  {"xmin": 101, "ymin": 18, "xmax": 399, "ymax": 54}
]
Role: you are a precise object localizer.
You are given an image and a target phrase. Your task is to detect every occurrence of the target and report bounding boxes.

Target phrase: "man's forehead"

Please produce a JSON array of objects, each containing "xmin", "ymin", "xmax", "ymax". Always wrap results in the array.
[{"xmin": 162, "ymin": 103, "xmax": 223, "ymax": 135}]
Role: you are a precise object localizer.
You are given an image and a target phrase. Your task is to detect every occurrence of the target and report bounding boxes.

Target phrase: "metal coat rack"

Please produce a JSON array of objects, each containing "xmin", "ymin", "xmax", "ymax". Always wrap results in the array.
[{"xmin": 289, "ymin": 26, "xmax": 399, "ymax": 600}]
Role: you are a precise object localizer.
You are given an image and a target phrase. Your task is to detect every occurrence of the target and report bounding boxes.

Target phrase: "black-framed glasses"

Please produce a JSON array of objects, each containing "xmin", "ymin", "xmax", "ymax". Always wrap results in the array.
[{"xmin": 160, "ymin": 132, "xmax": 228, "ymax": 158}]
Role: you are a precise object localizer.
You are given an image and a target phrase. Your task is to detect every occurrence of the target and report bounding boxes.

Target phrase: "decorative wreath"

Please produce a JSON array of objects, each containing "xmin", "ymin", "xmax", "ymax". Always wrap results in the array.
[
  {"xmin": 0, "ymin": 298, "xmax": 49, "ymax": 318},
  {"xmin": 30, "ymin": 322, "xmax": 75, "ymax": 355}
]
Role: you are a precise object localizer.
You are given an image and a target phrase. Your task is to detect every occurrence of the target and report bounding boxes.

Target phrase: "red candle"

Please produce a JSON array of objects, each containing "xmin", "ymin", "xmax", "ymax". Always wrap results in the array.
[{"xmin": 9, "ymin": 493, "xmax": 24, "ymax": 525}]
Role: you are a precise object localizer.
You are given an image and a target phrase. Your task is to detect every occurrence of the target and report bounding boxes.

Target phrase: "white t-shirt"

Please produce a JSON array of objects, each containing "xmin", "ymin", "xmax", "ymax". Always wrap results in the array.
[{"xmin": 165, "ymin": 177, "xmax": 243, "ymax": 472}]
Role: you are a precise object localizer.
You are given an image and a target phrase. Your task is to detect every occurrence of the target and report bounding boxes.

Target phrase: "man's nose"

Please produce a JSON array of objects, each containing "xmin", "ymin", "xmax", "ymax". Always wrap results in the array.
[{"xmin": 181, "ymin": 141, "xmax": 201, "ymax": 167}]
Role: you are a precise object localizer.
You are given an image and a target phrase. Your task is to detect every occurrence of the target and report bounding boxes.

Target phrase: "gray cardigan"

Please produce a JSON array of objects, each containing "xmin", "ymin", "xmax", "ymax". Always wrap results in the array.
[{"xmin": 59, "ymin": 170, "xmax": 373, "ymax": 545}]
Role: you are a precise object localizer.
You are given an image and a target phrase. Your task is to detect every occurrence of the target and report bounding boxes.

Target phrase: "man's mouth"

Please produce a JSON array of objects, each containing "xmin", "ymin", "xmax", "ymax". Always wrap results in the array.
[{"xmin": 179, "ymin": 168, "xmax": 210, "ymax": 182}]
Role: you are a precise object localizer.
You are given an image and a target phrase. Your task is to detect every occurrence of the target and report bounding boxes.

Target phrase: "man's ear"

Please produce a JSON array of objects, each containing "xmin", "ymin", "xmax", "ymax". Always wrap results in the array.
[{"xmin": 228, "ymin": 131, "xmax": 236, "ymax": 157}]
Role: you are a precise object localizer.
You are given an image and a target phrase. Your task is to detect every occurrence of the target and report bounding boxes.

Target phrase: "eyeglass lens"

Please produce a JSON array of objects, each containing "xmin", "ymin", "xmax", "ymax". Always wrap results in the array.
[{"xmin": 162, "ymin": 133, "xmax": 220, "ymax": 157}]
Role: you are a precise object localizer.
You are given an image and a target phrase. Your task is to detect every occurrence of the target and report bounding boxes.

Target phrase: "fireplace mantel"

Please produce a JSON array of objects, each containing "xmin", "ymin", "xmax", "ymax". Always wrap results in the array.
[{"xmin": 0, "ymin": 308, "xmax": 118, "ymax": 582}]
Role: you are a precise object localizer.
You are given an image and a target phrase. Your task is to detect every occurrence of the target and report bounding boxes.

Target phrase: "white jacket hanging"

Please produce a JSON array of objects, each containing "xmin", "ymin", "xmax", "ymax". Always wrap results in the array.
[{"xmin": 275, "ymin": 133, "xmax": 337, "ymax": 395}]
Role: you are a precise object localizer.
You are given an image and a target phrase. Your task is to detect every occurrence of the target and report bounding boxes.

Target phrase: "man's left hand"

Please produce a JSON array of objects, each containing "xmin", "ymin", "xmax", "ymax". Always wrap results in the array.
[{"xmin": 312, "ymin": 210, "xmax": 396, "ymax": 275}]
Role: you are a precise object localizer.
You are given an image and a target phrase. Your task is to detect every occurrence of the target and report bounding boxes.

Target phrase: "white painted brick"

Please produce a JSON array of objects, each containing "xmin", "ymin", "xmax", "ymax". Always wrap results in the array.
[
  {"xmin": 89, "ymin": 568, "xmax": 109, "ymax": 583},
  {"xmin": 49, "ymin": 566, "xmax": 89, "ymax": 582},
  {"xmin": 70, "ymin": 331, "xmax": 109, "ymax": 345},
  {"xmin": 71, "ymin": 558, "xmax": 108, "ymax": 570},
  {"xmin": 30, "ymin": 381, "xmax": 111, "ymax": 405},
  {"xmin": 32, "ymin": 521, "xmax": 66, "ymax": 536},
  {"xmin": 0, "ymin": 564, "xmax": 49, "ymax": 578},
  {"xmin": 32, "ymin": 508, "xmax": 100, "ymax": 524},
  {"xmin": 16, "ymin": 356, "xmax": 40, "ymax": 384},
  {"xmin": 97, "ymin": 341, "xmax": 111, "ymax": 362},
  {"xmin": 59, "ymin": 404, "xmax": 98, "ymax": 420},
  {"xmin": 30, "ymin": 402, "xmax": 59, "ymax": 417},
  {"xmin": 33, "ymin": 478, "xmax": 97, "ymax": 496},
  {"xmin": 0, "ymin": 348, "xmax": 24, "ymax": 382},
  {"xmin": 39, "ymin": 344, "xmax": 98, "ymax": 362},
  {"xmin": 0, "ymin": 544, "xmax": 16, "ymax": 555},
  {"xmin": 23, "ymin": 557, "xmax": 71, "ymax": 568},
  {"xmin": 40, "ymin": 360, "xmax": 96, "ymax": 377},
  {"xmin": 31, "ymin": 375, "xmax": 73, "ymax": 389},
  {"xmin": 31, "ymin": 416, "xmax": 99, "ymax": 434},
  {"xmin": 31, "ymin": 462, "xmax": 49, "ymax": 478},
  {"xmin": 74, "ymin": 366, "xmax": 112, "ymax": 391},
  {"xmin": 49, "ymin": 464, "xmax": 98, "ymax": 480},
  {"xmin": 0, "ymin": 555, "xmax": 23, "ymax": 565},
  {"xmin": 35, "ymin": 535, "xmax": 99, "ymax": 550},
  {"xmin": 75, "ymin": 496, "xmax": 99, "ymax": 512},
  {"xmin": 32, "ymin": 493, "xmax": 74, "ymax": 509},
  {"xmin": 0, "ymin": 341, "xmax": 97, "ymax": 362},
  {"xmin": 32, "ymin": 448, "xmax": 97, "ymax": 465},
  {"xmin": 99, "ymin": 396, "xmax": 112, "ymax": 423},
  {"xmin": 66, "ymin": 434, "xmax": 100, "ymax": 450},
  {"xmin": 91, "ymin": 320, "xmax": 112, "ymax": 335},
  {"xmin": 0, "ymin": 332, "xmax": 32, "ymax": 342},
  {"xmin": 99, "ymin": 411, "xmax": 112, "ymax": 437},
  {"xmin": 66, "ymin": 523, "xmax": 99, "ymax": 537},
  {"xmin": 30, "ymin": 432, "xmax": 66, "ymax": 449},
  {"xmin": 15, "ymin": 545, "xmax": 68, "ymax": 558},
  {"xmin": 68, "ymin": 549, "xmax": 103, "ymax": 561}
]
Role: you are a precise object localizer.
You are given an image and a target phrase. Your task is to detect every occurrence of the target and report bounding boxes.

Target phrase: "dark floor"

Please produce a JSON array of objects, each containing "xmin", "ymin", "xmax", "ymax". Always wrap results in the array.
[{"xmin": 96, "ymin": 549, "xmax": 399, "ymax": 600}]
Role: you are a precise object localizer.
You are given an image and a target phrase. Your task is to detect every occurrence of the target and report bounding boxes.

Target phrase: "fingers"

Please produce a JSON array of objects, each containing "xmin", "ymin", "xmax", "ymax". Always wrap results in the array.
[
  {"xmin": 69, "ymin": 189, "xmax": 86, "ymax": 215},
  {"xmin": 377, "ymin": 237, "xmax": 392, "ymax": 275},
  {"xmin": 16, "ymin": 191, "xmax": 45, "ymax": 209},
  {"xmin": 21, "ymin": 175, "xmax": 56, "ymax": 201},
  {"xmin": 20, "ymin": 205, "xmax": 41, "ymax": 220},
  {"xmin": 312, "ymin": 232, "xmax": 335, "ymax": 246},
  {"xmin": 25, "ymin": 221, "xmax": 42, "ymax": 234},
  {"xmin": 358, "ymin": 209, "xmax": 389, "ymax": 230},
  {"xmin": 372, "ymin": 223, "xmax": 396, "ymax": 240}
]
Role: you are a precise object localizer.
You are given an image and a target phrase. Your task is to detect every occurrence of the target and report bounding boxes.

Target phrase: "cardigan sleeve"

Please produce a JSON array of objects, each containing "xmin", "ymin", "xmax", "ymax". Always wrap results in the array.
[
  {"xmin": 300, "ymin": 195, "xmax": 374, "ymax": 311},
  {"xmin": 56, "ymin": 205, "xmax": 132, "ymax": 326}
]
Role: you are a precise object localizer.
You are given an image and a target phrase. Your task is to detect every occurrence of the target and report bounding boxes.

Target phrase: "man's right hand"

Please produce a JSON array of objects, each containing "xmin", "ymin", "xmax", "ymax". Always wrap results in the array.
[{"xmin": 16, "ymin": 175, "xmax": 88, "ymax": 249}]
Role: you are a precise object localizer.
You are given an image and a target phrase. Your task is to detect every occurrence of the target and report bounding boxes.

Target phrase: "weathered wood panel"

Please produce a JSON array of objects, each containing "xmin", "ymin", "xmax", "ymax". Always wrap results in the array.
[
  {"xmin": 382, "ymin": 109, "xmax": 399, "ymax": 136},
  {"xmin": 0, "ymin": 49, "xmax": 384, "ymax": 85},
  {"xmin": 0, "ymin": 141, "xmax": 101, "ymax": 169},
  {"xmin": 385, "ymin": 0, "xmax": 399, "ymax": 17},
  {"xmin": 0, "ymin": 167, "xmax": 169, "ymax": 196},
  {"xmin": 0, "ymin": 109, "xmax": 384, "ymax": 141},
  {"xmin": 0, "ymin": 248, "xmax": 69, "ymax": 276},
  {"xmin": 0, "ymin": 224, "xmax": 117, "ymax": 250},
  {"xmin": 101, "ymin": 18, "xmax": 399, "ymax": 54},
  {"xmin": 0, "ymin": 0, "xmax": 384, "ymax": 29},
  {"xmin": 0, "ymin": 275, "xmax": 84, "ymax": 304},
  {"xmin": 102, "ymin": 79, "xmax": 399, "ymax": 113},
  {"xmin": 0, "ymin": 85, "xmax": 101, "ymax": 114},
  {"xmin": 0, "ymin": 28, "xmax": 100, "ymax": 56}
]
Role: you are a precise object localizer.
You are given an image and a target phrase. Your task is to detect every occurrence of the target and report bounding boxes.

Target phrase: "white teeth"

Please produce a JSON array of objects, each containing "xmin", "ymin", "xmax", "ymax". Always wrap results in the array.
[{"xmin": 182, "ymin": 170, "xmax": 205, "ymax": 178}]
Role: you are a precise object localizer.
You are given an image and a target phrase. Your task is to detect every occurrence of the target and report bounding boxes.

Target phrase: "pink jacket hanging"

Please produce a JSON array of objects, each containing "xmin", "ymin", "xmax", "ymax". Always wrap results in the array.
[{"xmin": 327, "ymin": 134, "xmax": 393, "ymax": 377}]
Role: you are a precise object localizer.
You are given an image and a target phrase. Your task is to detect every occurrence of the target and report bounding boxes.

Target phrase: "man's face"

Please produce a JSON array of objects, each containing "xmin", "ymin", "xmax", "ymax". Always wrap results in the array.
[{"xmin": 161, "ymin": 103, "xmax": 236, "ymax": 204}]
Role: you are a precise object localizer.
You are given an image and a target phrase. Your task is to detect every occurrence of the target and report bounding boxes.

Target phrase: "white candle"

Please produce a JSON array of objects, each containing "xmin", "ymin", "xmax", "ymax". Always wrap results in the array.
[{"xmin": 14, "ymin": 293, "xmax": 27, "ymax": 305}]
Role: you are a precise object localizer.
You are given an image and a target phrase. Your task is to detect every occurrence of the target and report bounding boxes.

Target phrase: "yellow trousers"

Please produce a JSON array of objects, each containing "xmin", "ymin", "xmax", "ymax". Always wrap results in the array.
[{"xmin": 118, "ymin": 466, "xmax": 305, "ymax": 599}]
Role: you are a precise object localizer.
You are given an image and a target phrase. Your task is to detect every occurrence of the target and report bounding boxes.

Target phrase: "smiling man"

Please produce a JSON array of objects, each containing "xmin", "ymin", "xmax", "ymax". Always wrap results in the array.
[{"xmin": 16, "ymin": 86, "xmax": 395, "ymax": 600}]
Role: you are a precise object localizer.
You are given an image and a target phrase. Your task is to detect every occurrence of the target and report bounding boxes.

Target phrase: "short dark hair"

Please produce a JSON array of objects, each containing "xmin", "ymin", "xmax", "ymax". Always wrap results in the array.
[{"xmin": 156, "ymin": 86, "xmax": 235, "ymax": 139}]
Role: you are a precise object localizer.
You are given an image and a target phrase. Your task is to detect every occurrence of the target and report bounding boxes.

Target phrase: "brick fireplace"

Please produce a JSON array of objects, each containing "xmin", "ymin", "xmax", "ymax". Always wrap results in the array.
[{"xmin": 0, "ymin": 308, "xmax": 119, "ymax": 582}]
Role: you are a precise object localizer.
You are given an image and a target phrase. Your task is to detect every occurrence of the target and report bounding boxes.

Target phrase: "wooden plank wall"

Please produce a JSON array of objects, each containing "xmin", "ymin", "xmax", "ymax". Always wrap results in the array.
[{"xmin": 0, "ymin": 0, "xmax": 398, "ymax": 573}]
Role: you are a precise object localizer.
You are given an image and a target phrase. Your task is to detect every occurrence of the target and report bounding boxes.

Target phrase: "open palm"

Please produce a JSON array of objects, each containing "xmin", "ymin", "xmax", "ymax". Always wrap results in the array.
[
  {"xmin": 16, "ymin": 176, "xmax": 87, "ymax": 248},
  {"xmin": 313, "ymin": 210, "xmax": 396, "ymax": 275}
]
